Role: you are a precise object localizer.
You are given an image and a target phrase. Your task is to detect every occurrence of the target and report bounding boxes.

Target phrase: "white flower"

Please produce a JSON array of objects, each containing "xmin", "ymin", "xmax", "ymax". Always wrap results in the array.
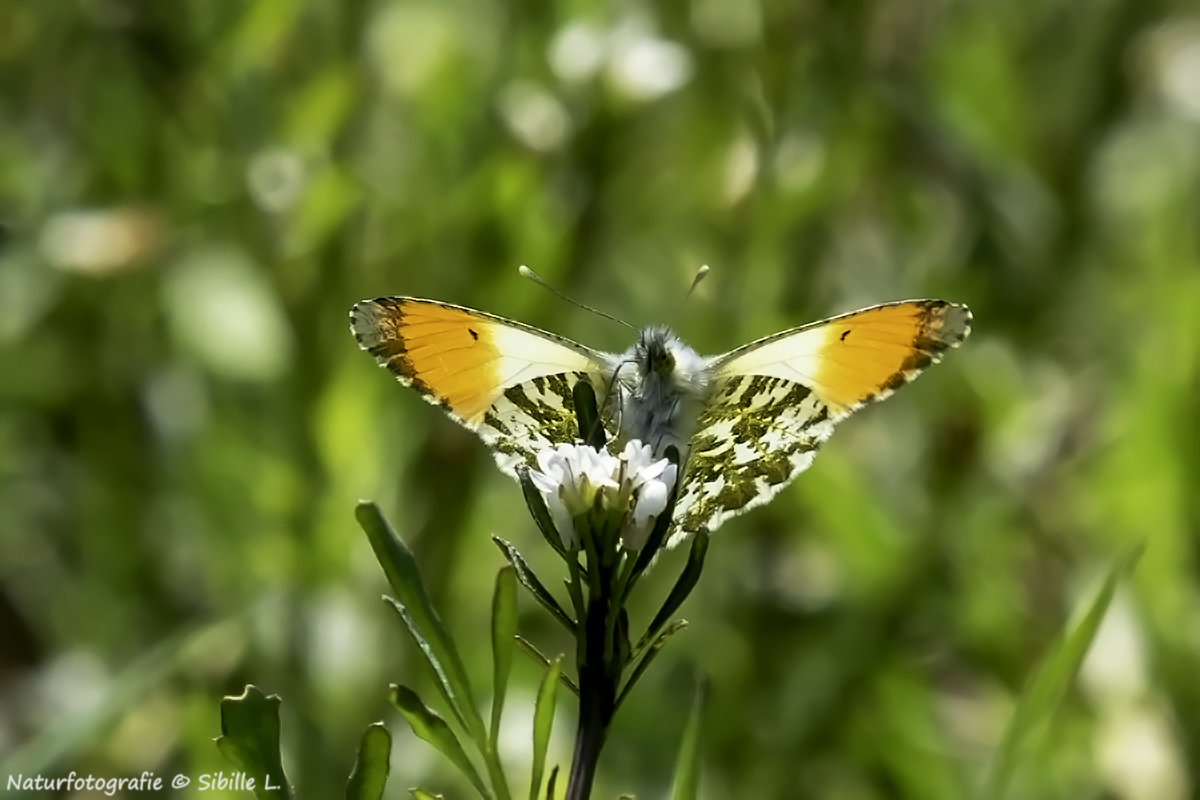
[
  {"xmin": 528, "ymin": 441, "xmax": 678, "ymax": 552},
  {"xmin": 529, "ymin": 443, "xmax": 618, "ymax": 548},
  {"xmin": 619, "ymin": 441, "xmax": 678, "ymax": 551}
]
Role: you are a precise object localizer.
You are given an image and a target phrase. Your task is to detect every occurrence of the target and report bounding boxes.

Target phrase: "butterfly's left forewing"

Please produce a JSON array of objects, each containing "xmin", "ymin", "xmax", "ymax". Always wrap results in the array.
[
  {"xmin": 672, "ymin": 300, "xmax": 970, "ymax": 539},
  {"xmin": 350, "ymin": 297, "xmax": 614, "ymax": 474}
]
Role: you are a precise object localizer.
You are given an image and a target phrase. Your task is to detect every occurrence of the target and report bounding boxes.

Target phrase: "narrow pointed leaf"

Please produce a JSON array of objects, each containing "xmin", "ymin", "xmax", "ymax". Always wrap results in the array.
[
  {"xmin": 529, "ymin": 656, "xmax": 563, "ymax": 800},
  {"xmin": 346, "ymin": 722, "xmax": 391, "ymax": 800},
  {"xmin": 516, "ymin": 636, "xmax": 581, "ymax": 697},
  {"xmin": 357, "ymin": 502, "xmax": 487, "ymax": 745},
  {"xmin": 214, "ymin": 685, "xmax": 292, "ymax": 800},
  {"xmin": 384, "ymin": 597, "xmax": 468, "ymax": 733},
  {"xmin": 494, "ymin": 537, "xmax": 576, "ymax": 632},
  {"xmin": 636, "ymin": 531, "xmax": 708, "ymax": 651},
  {"xmin": 979, "ymin": 545, "xmax": 1143, "ymax": 800},
  {"xmin": 545, "ymin": 767, "xmax": 559, "ymax": 800},
  {"xmin": 519, "ymin": 468, "xmax": 571, "ymax": 561},
  {"xmin": 669, "ymin": 676, "xmax": 708, "ymax": 800},
  {"xmin": 390, "ymin": 685, "xmax": 492, "ymax": 800},
  {"xmin": 490, "ymin": 566, "xmax": 518, "ymax": 752},
  {"xmin": 572, "ymin": 381, "xmax": 606, "ymax": 449},
  {"xmin": 616, "ymin": 620, "xmax": 688, "ymax": 711}
]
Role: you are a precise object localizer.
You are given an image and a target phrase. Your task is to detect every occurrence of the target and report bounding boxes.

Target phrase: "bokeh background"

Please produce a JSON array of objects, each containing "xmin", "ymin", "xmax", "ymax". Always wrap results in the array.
[{"xmin": 2, "ymin": 0, "xmax": 1199, "ymax": 798}]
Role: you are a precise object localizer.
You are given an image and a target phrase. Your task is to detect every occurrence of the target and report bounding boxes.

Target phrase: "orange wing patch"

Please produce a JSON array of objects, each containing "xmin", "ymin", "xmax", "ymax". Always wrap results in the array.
[
  {"xmin": 713, "ymin": 299, "xmax": 971, "ymax": 418},
  {"xmin": 350, "ymin": 298, "xmax": 504, "ymax": 421},
  {"xmin": 809, "ymin": 301, "xmax": 970, "ymax": 414}
]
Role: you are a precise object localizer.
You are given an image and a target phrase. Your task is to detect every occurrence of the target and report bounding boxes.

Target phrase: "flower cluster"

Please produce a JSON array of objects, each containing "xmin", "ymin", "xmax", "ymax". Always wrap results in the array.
[{"xmin": 528, "ymin": 440, "xmax": 678, "ymax": 552}]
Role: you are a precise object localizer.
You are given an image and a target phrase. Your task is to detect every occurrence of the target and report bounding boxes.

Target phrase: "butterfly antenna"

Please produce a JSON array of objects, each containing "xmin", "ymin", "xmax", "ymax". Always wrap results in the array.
[
  {"xmin": 519, "ymin": 266, "xmax": 635, "ymax": 330},
  {"xmin": 670, "ymin": 264, "xmax": 711, "ymax": 326}
]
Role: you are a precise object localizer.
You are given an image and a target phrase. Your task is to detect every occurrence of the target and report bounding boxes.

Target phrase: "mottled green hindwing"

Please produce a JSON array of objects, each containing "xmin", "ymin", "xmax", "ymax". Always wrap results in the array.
[
  {"xmin": 480, "ymin": 372, "xmax": 618, "ymax": 475},
  {"xmin": 670, "ymin": 375, "xmax": 835, "ymax": 543}
]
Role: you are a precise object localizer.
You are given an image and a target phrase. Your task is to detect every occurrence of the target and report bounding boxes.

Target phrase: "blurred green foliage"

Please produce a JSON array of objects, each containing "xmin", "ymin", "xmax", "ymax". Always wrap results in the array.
[{"xmin": 1, "ymin": 0, "xmax": 1198, "ymax": 798}]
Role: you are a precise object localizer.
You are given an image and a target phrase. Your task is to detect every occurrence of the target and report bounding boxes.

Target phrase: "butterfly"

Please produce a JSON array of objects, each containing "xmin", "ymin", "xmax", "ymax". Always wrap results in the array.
[{"xmin": 350, "ymin": 295, "xmax": 971, "ymax": 545}]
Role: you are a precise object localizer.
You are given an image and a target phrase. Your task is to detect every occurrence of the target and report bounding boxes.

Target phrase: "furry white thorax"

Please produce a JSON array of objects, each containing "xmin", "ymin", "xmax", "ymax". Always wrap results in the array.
[{"xmin": 604, "ymin": 326, "xmax": 711, "ymax": 461}]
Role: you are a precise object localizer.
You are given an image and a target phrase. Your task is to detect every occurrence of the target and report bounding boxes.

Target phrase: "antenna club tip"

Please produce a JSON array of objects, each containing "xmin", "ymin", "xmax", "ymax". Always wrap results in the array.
[{"xmin": 518, "ymin": 265, "xmax": 534, "ymax": 278}]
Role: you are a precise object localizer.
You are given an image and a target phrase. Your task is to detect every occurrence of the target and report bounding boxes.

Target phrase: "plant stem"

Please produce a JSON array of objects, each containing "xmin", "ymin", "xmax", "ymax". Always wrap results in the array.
[{"xmin": 565, "ymin": 595, "xmax": 617, "ymax": 800}]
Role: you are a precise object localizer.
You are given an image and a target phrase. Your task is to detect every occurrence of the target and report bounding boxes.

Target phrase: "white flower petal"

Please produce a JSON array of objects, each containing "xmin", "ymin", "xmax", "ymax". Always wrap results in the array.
[
  {"xmin": 546, "ymin": 492, "xmax": 577, "ymax": 549},
  {"xmin": 635, "ymin": 479, "xmax": 670, "ymax": 523},
  {"xmin": 660, "ymin": 462, "xmax": 678, "ymax": 492}
]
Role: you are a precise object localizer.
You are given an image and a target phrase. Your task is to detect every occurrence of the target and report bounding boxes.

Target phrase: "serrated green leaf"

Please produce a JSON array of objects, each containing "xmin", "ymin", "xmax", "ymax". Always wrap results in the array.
[
  {"xmin": 636, "ymin": 531, "xmax": 708, "ymax": 652},
  {"xmin": 529, "ymin": 656, "xmax": 562, "ymax": 800},
  {"xmin": 979, "ymin": 545, "xmax": 1143, "ymax": 800},
  {"xmin": 490, "ymin": 566, "xmax": 518, "ymax": 753},
  {"xmin": 214, "ymin": 685, "xmax": 292, "ymax": 800},
  {"xmin": 494, "ymin": 536, "xmax": 575, "ymax": 632},
  {"xmin": 390, "ymin": 684, "xmax": 492, "ymax": 800},
  {"xmin": 357, "ymin": 502, "xmax": 487, "ymax": 746},
  {"xmin": 669, "ymin": 677, "xmax": 707, "ymax": 800},
  {"xmin": 345, "ymin": 722, "xmax": 391, "ymax": 800}
]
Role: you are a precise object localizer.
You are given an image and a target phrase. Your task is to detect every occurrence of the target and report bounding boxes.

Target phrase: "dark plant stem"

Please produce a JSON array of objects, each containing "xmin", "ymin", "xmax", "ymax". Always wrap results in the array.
[{"xmin": 565, "ymin": 593, "xmax": 617, "ymax": 800}]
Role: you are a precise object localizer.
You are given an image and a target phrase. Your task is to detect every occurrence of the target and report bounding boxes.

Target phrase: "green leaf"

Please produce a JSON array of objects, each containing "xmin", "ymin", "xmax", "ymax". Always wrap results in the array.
[
  {"xmin": 519, "ymin": 467, "xmax": 571, "ymax": 562},
  {"xmin": 214, "ymin": 685, "xmax": 292, "ymax": 800},
  {"xmin": 616, "ymin": 620, "xmax": 688, "ymax": 711},
  {"xmin": 636, "ymin": 531, "xmax": 708, "ymax": 652},
  {"xmin": 979, "ymin": 545, "xmax": 1143, "ymax": 800},
  {"xmin": 516, "ymin": 635, "xmax": 581, "ymax": 698},
  {"xmin": 529, "ymin": 656, "xmax": 563, "ymax": 800},
  {"xmin": 669, "ymin": 677, "xmax": 708, "ymax": 800},
  {"xmin": 357, "ymin": 502, "xmax": 487, "ymax": 746},
  {"xmin": 345, "ymin": 722, "xmax": 391, "ymax": 800},
  {"xmin": 490, "ymin": 566, "xmax": 518, "ymax": 753},
  {"xmin": 409, "ymin": 791, "xmax": 444, "ymax": 800},
  {"xmin": 385, "ymin": 597, "xmax": 470, "ymax": 734},
  {"xmin": 545, "ymin": 767, "xmax": 559, "ymax": 800},
  {"xmin": 390, "ymin": 684, "xmax": 493, "ymax": 800},
  {"xmin": 494, "ymin": 536, "xmax": 576, "ymax": 632},
  {"xmin": 572, "ymin": 380, "xmax": 606, "ymax": 449}
]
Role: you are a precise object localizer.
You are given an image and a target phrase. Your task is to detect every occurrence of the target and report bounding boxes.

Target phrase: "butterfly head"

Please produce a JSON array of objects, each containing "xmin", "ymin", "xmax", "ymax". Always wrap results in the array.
[
  {"xmin": 636, "ymin": 326, "xmax": 677, "ymax": 378},
  {"xmin": 622, "ymin": 326, "xmax": 708, "ymax": 396}
]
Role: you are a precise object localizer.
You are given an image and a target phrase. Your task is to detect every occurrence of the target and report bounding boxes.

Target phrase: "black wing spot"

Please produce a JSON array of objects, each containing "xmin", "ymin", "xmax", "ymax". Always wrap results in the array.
[
  {"xmin": 468, "ymin": 328, "xmax": 479, "ymax": 341},
  {"xmin": 840, "ymin": 329, "xmax": 851, "ymax": 342}
]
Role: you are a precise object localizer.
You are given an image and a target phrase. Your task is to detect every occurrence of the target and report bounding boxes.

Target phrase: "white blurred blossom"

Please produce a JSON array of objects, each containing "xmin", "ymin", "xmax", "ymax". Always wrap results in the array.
[
  {"xmin": 548, "ymin": 22, "xmax": 608, "ymax": 84},
  {"xmin": 40, "ymin": 207, "xmax": 162, "ymax": 276},
  {"xmin": 547, "ymin": 14, "xmax": 693, "ymax": 102},
  {"xmin": 498, "ymin": 81, "xmax": 571, "ymax": 151},
  {"xmin": 608, "ymin": 28, "xmax": 693, "ymax": 102}
]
